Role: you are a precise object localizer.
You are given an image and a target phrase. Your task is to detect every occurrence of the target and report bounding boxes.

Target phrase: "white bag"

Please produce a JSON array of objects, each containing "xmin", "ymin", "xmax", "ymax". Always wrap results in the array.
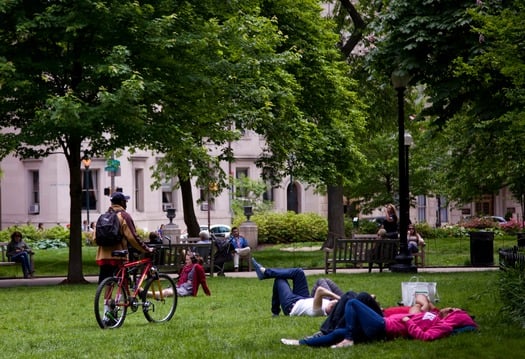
[{"xmin": 401, "ymin": 276, "xmax": 439, "ymax": 306}]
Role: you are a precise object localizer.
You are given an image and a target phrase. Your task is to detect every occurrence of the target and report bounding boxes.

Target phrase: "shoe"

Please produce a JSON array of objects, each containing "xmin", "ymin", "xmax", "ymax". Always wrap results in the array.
[
  {"xmin": 103, "ymin": 316, "xmax": 117, "ymax": 327},
  {"xmin": 103, "ymin": 310, "xmax": 118, "ymax": 327},
  {"xmin": 234, "ymin": 267, "xmax": 239, "ymax": 272},
  {"xmin": 251, "ymin": 258, "xmax": 266, "ymax": 280},
  {"xmin": 280, "ymin": 338, "xmax": 300, "ymax": 346},
  {"xmin": 330, "ymin": 339, "xmax": 354, "ymax": 348}
]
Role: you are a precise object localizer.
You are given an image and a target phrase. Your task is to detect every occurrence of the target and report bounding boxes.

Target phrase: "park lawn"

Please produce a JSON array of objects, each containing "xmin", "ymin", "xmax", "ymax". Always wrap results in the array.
[
  {"xmin": 0, "ymin": 235, "xmax": 515, "ymax": 278},
  {"xmin": 0, "ymin": 271, "xmax": 523, "ymax": 358}
]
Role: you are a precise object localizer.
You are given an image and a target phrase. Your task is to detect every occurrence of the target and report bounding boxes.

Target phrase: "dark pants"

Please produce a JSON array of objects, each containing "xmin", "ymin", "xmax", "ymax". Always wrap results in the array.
[
  {"xmin": 267, "ymin": 268, "xmax": 309, "ymax": 315},
  {"xmin": 98, "ymin": 264, "xmax": 118, "ymax": 284},
  {"xmin": 11, "ymin": 251, "xmax": 32, "ymax": 277},
  {"xmin": 301, "ymin": 299, "xmax": 386, "ymax": 347},
  {"xmin": 319, "ymin": 291, "xmax": 383, "ymax": 340},
  {"xmin": 310, "ymin": 278, "xmax": 344, "ymax": 297}
]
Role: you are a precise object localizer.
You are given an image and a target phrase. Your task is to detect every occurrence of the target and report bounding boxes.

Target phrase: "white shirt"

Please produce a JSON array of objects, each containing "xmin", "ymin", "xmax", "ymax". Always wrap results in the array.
[{"xmin": 289, "ymin": 298, "xmax": 329, "ymax": 317}]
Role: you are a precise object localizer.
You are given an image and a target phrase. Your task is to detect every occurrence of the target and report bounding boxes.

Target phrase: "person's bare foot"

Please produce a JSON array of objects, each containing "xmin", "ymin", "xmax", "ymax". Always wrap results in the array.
[{"xmin": 331, "ymin": 339, "xmax": 354, "ymax": 348}]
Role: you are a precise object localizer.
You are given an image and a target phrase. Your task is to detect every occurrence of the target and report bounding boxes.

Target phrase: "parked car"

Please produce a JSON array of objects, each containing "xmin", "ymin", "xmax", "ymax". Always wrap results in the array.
[
  {"xmin": 209, "ymin": 224, "xmax": 232, "ymax": 238},
  {"xmin": 180, "ymin": 224, "xmax": 231, "ymax": 240},
  {"xmin": 484, "ymin": 216, "xmax": 507, "ymax": 224}
]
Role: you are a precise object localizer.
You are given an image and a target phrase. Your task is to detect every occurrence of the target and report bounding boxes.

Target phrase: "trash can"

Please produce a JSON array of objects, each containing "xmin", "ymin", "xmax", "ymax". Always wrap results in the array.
[
  {"xmin": 517, "ymin": 233, "xmax": 525, "ymax": 248},
  {"xmin": 469, "ymin": 231, "xmax": 494, "ymax": 266}
]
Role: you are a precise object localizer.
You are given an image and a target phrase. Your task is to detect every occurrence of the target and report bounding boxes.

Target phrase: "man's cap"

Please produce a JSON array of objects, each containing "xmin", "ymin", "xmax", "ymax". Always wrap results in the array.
[{"xmin": 110, "ymin": 192, "xmax": 130, "ymax": 203}]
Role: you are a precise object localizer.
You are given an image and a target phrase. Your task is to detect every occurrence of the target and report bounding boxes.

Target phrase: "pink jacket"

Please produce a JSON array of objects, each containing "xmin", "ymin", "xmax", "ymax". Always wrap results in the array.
[{"xmin": 385, "ymin": 310, "xmax": 477, "ymax": 341}]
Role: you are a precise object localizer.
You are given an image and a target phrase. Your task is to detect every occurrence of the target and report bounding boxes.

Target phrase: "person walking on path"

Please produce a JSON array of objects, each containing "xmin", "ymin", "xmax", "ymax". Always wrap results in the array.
[{"xmin": 95, "ymin": 192, "xmax": 153, "ymax": 284}]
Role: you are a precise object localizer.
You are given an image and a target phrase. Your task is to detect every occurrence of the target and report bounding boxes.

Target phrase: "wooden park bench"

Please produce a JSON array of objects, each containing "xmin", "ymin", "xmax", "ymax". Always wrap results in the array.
[
  {"xmin": 0, "ymin": 242, "xmax": 19, "ymax": 277},
  {"xmin": 151, "ymin": 237, "xmax": 215, "ymax": 275},
  {"xmin": 324, "ymin": 234, "xmax": 399, "ymax": 274}
]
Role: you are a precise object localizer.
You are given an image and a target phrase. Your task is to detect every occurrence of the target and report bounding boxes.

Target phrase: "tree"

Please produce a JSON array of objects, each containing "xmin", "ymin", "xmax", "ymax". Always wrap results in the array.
[
  {"xmin": 143, "ymin": 2, "xmax": 301, "ymax": 237},
  {"xmin": 367, "ymin": 0, "xmax": 525, "ymax": 213},
  {"xmin": 253, "ymin": 0, "xmax": 367, "ymax": 242},
  {"xmin": 435, "ymin": 0, "xmax": 525, "ymax": 216},
  {"xmin": 0, "ymin": 1, "xmax": 185, "ymax": 283}
]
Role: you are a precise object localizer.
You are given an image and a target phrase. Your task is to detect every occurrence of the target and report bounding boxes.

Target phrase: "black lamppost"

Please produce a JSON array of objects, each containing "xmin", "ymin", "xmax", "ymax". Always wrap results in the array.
[
  {"xmin": 287, "ymin": 154, "xmax": 297, "ymax": 213},
  {"xmin": 390, "ymin": 72, "xmax": 417, "ymax": 273},
  {"xmin": 82, "ymin": 156, "xmax": 92, "ymax": 229}
]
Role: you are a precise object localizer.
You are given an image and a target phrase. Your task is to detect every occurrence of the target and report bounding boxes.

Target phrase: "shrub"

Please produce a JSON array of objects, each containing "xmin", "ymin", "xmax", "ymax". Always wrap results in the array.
[
  {"xmin": 34, "ymin": 238, "xmax": 68, "ymax": 249},
  {"xmin": 459, "ymin": 216, "xmax": 499, "ymax": 230},
  {"xmin": 500, "ymin": 219, "xmax": 525, "ymax": 234},
  {"xmin": 0, "ymin": 224, "xmax": 70, "ymax": 247},
  {"xmin": 237, "ymin": 211, "xmax": 328, "ymax": 244},
  {"xmin": 414, "ymin": 223, "xmax": 433, "ymax": 238},
  {"xmin": 499, "ymin": 264, "xmax": 525, "ymax": 327},
  {"xmin": 356, "ymin": 219, "xmax": 380, "ymax": 234}
]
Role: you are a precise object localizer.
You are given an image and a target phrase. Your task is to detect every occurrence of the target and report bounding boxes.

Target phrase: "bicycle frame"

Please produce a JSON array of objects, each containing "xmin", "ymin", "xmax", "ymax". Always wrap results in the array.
[
  {"xmin": 95, "ymin": 250, "xmax": 178, "ymax": 329},
  {"xmin": 112, "ymin": 257, "xmax": 167, "ymax": 305}
]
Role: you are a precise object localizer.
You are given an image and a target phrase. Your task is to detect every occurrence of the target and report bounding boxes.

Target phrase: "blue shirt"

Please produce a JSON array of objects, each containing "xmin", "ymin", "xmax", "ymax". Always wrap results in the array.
[{"xmin": 229, "ymin": 235, "xmax": 248, "ymax": 249}]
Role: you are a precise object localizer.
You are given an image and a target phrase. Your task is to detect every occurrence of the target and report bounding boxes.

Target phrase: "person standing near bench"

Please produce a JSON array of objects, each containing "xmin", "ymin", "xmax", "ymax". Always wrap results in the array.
[
  {"xmin": 380, "ymin": 204, "xmax": 399, "ymax": 239},
  {"xmin": 7, "ymin": 231, "xmax": 34, "ymax": 279}
]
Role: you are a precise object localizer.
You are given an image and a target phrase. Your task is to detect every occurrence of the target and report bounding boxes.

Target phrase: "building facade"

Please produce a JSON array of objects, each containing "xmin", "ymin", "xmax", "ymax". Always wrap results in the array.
[
  {"xmin": 0, "ymin": 131, "xmax": 328, "ymax": 232},
  {"xmin": 0, "ymin": 130, "xmax": 521, "ymax": 232}
]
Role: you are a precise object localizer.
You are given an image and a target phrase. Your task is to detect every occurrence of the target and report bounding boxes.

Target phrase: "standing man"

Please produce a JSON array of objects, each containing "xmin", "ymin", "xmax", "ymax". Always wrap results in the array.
[
  {"xmin": 95, "ymin": 192, "xmax": 153, "ymax": 283},
  {"xmin": 228, "ymin": 226, "xmax": 251, "ymax": 272}
]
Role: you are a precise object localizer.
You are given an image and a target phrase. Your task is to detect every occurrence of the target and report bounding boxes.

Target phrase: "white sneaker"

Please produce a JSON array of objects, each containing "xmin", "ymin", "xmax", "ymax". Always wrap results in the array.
[{"xmin": 281, "ymin": 338, "xmax": 300, "ymax": 346}]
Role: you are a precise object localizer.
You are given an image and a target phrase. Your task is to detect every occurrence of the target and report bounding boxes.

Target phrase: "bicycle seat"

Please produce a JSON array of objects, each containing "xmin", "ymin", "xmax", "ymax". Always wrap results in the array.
[{"xmin": 111, "ymin": 250, "xmax": 128, "ymax": 257}]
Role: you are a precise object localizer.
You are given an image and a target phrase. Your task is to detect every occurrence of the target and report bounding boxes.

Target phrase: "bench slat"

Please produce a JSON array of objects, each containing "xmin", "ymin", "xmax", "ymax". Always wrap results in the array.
[{"xmin": 325, "ymin": 236, "xmax": 399, "ymax": 274}]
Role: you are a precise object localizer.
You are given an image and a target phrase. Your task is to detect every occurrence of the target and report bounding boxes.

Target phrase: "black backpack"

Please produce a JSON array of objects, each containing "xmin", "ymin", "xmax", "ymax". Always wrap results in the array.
[{"xmin": 95, "ymin": 209, "xmax": 123, "ymax": 246}]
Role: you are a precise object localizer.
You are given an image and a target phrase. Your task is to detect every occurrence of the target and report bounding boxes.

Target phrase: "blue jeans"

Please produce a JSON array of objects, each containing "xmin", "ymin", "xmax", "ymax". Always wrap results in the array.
[
  {"xmin": 11, "ymin": 251, "xmax": 32, "ymax": 277},
  {"xmin": 301, "ymin": 299, "xmax": 385, "ymax": 346},
  {"xmin": 266, "ymin": 268, "xmax": 309, "ymax": 315}
]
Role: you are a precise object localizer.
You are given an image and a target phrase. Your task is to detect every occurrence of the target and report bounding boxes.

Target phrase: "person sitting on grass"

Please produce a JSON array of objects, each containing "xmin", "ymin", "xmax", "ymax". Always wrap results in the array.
[
  {"xmin": 176, "ymin": 253, "xmax": 211, "ymax": 297},
  {"xmin": 251, "ymin": 258, "xmax": 340, "ymax": 317}
]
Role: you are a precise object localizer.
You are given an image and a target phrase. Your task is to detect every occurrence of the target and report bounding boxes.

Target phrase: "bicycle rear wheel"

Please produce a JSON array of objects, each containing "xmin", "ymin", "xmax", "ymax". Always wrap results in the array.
[
  {"xmin": 94, "ymin": 277, "xmax": 128, "ymax": 329},
  {"xmin": 142, "ymin": 273, "xmax": 177, "ymax": 323}
]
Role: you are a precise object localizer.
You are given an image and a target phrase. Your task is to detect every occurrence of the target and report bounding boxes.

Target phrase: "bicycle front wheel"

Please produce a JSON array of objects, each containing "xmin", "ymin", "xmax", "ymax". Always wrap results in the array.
[
  {"xmin": 94, "ymin": 277, "xmax": 128, "ymax": 329},
  {"xmin": 142, "ymin": 273, "xmax": 177, "ymax": 323}
]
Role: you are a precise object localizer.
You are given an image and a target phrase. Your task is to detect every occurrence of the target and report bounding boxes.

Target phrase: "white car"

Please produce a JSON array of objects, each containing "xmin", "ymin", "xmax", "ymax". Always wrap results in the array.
[
  {"xmin": 209, "ymin": 224, "xmax": 232, "ymax": 238},
  {"xmin": 484, "ymin": 216, "xmax": 507, "ymax": 224},
  {"xmin": 180, "ymin": 224, "xmax": 231, "ymax": 240}
]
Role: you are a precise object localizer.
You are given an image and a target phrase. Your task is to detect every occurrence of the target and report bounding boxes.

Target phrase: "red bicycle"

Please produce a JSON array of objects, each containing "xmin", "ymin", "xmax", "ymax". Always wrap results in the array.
[{"xmin": 94, "ymin": 249, "xmax": 177, "ymax": 329}]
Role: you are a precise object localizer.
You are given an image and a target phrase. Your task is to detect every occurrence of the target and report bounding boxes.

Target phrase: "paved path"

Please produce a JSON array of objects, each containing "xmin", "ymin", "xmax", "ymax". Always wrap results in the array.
[{"xmin": 0, "ymin": 266, "xmax": 498, "ymax": 288}]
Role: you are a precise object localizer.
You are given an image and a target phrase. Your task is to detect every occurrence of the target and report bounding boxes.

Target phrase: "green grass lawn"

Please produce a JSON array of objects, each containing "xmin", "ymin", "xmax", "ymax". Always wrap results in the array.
[{"xmin": 0, "ymin": 271, "xmax": 523, "ymax": 358}]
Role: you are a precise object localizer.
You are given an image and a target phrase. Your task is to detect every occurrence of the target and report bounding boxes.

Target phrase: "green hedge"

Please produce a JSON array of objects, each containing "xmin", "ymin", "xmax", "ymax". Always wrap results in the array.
[
  {"xmin": 499, "ymin": 264, "xmax": 525, "ymax": 327},
  {"xmin": 234, "ymin": 211, "xmax": 328, "ymax": 244}
]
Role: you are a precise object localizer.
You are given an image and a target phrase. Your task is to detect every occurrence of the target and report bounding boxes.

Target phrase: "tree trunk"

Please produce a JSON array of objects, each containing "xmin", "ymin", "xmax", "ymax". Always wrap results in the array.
[
  {"xmin": 180, "ymin": 177, "xmax": 200, "ymax": 237},
  {"xmin": 64, "ymin": 141, "xmax": 88, "ymax": 284},
  {"xmin": 327, "ymin": 180, "xmax": 345, "ymax": 248}
]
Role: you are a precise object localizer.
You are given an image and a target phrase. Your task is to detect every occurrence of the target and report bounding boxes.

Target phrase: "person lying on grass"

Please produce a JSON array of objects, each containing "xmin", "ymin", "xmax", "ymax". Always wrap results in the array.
[
  {"xmin": 251, "ymin": 258, "xmax": 342, "ymax": 317},
  {"xmin": 281, "ymin": 294, "xmax": 477, "ymax": 348}
]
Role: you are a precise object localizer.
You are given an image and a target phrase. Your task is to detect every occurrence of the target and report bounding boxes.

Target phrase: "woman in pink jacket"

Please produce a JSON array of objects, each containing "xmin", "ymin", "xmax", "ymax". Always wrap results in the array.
[{"xmin": 281, "ymin": 299, "xmax": 477, "ymax": 348}]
